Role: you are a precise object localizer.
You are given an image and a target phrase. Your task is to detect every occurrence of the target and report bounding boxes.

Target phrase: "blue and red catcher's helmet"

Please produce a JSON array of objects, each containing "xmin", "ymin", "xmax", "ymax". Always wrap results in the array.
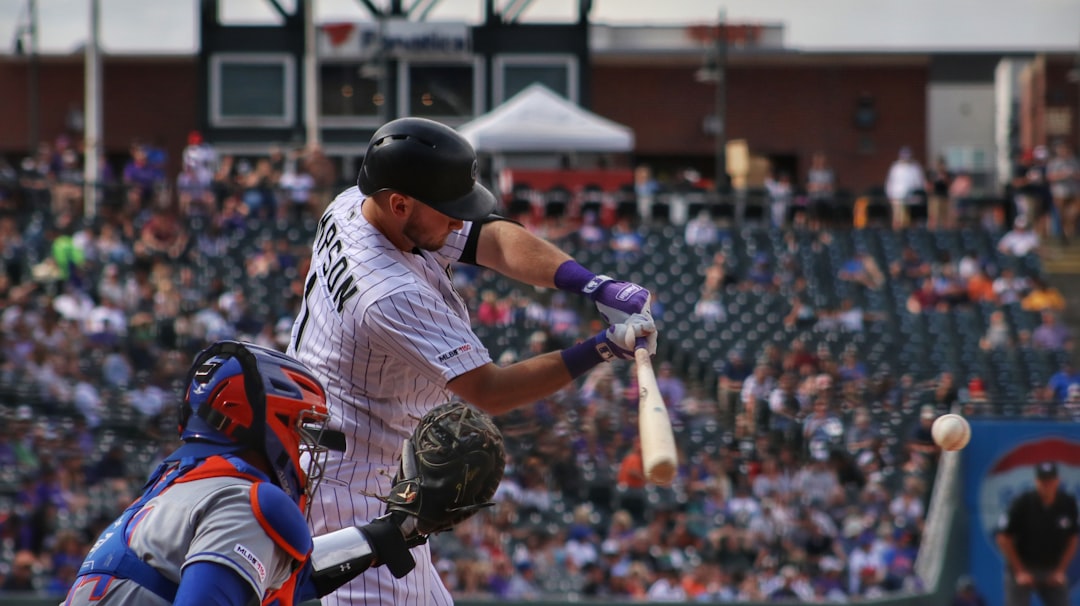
[{"xmin": 180, "ymin": 341, "xmax": 333, "ymax": 510}]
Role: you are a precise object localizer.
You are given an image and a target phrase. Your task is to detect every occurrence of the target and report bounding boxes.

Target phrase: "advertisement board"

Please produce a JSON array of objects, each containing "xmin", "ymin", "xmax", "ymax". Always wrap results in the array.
[{"xmin": 964, "ymin": 421, "xmax": 1080, "ymax": 606}]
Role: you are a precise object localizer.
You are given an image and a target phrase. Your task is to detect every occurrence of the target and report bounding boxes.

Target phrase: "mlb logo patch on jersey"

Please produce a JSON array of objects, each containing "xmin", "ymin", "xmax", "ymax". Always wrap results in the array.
[
  {"xmin": 437, "ymin": 343, "xmax": 473, "ymax": 363},
  {"xmin": 235, "ymin": 543, "xmax": 267, "ymax": 582}
]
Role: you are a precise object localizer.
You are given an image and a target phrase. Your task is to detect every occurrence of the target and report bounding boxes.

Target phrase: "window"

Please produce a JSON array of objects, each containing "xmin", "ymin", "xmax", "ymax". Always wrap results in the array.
[
  {"xmin": 493, "ymin": 54, "xmax": 577, "ymax": 105},
  {"xmin": 398, "ymin": 59, "xmax": 483, "ymax": 121},
  {"xmin": 210, "ymin": 53, "xmax": 295, "ymax": 127},
  {"xmin": 320, "ymin": 62, "xmax": 385, "ymax": 125}
]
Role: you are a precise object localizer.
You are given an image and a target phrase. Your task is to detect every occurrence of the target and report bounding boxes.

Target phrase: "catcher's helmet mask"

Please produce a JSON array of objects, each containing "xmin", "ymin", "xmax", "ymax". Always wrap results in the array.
[
  {"xmin": 180, "ymin": 341, "xmax": 344, "ymax": 513},
  {"xmin": 357, "ymin": 117, "xmax": 496, "ymax": 222}
]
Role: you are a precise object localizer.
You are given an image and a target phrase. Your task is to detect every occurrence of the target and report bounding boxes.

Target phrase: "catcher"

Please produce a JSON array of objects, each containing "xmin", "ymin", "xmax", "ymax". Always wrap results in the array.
[{"xmin": 63, "ymin": 341, "xmax": 504, "ymax": 606}]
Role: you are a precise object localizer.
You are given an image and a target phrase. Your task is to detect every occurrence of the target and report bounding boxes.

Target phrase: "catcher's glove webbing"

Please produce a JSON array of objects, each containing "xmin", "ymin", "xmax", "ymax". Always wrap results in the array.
[{"xmin": 382, "ymin": 401, "xmax": 505, "ymax": 539}]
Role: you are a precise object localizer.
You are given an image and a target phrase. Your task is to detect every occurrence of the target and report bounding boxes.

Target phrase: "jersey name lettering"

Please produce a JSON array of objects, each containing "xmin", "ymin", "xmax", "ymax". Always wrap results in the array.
[{"xmin": 315, "ymin": 215, "xmax": 360, "ymax": 313}]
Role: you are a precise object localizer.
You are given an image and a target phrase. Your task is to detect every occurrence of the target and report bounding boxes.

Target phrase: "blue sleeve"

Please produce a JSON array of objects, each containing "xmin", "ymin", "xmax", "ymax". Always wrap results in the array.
[
  {"xmin": 174, "ymin": 561, "xmax": 257, "ymax": 606},
  {"xmin": 295, "ymin": 561, "xmax": 319, "ymax": 603}
]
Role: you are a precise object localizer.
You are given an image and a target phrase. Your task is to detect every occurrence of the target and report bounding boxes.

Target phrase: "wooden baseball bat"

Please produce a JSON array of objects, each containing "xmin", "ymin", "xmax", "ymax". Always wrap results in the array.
[{"xmin": 635, "ymin": 337, "xmax": 677, "ymax": 486}]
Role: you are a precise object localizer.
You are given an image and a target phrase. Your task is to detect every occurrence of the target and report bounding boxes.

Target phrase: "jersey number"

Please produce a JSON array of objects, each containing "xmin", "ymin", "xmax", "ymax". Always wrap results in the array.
[{"xmin": 292, "ymin": 273, "xmax": 319, "ymax": 352}]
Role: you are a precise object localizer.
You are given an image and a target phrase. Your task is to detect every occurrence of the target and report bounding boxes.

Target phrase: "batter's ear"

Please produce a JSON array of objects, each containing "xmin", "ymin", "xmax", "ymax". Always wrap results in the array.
[{"xmin": 387, "ymin": 192, "xmax": 412, "ymax": 217}]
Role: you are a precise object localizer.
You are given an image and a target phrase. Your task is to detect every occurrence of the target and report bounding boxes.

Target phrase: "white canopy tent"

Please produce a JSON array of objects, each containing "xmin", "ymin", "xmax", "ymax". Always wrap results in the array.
[{"xmin": 457, "ymin": 83, "xmax": 635, "ymax": 153}]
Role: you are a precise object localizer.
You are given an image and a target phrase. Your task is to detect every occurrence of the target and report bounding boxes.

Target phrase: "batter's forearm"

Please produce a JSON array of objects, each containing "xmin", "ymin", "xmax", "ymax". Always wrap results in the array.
[
  {"xmin": 448, "ymin": 354, "xmax": 576, "ymax": 415},
  {"xmin": 474, "ymin": 220, "xmax": 571, "ymax": 288}
]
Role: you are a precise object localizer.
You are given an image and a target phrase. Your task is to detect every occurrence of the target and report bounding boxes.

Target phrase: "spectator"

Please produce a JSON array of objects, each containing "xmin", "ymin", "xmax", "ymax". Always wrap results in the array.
[
  {"xmin": 907, "ymin": 277, "xmax": 941, "ymax": 314},
  {"xmin": 476, "ymin": 289, "xmax": 510, "ymax": 327},
  {"xmin": 746, "ymin": 254, "xmax": 777, "ymax": 290},
  {"xmin": 176, "ymin": 160, "xmax": 215, "ymax": 217},
  {"xmin": 806, "ymin": 151, "xmax": 835, "ymax": 228},
  {"xmin": 890, "ymin": 245, "xmax": 931, "ymax": 286},
  {"xmin": 1, "ymin": 550, "xmax": 38, "ymax": 592},
  {"xmin": 839, "ymin": 250, "xmax": 885, "ymax": 291},
  {"xmin": 889, "ymin": 478, "xmax": 926, "ymax": 523},
  {"xmin": 767, "ymin": 372, "xmax": 804, "ymax": 449},
  {"xmin": 716, "ymin": 350, "xmax": 753, "ymax": 428},
  {"xmin": 752, "ymin": 456, "xmax": 793, "ymax": 501},
  {"xmin": 885, "ymin": 147, "xmax": 926, "ymax": 230},
  {"xmin": 846, "ymin": 407, "xmax": 881, "ymax": 456},
  {"xmin": 1032, "ymin": 311, "xmax": 1073, "ymax": 351},
  {"xmin": 998, "ymin": 217, "xmax": 1041, "ymax": 257},
  {"xmin": 741, "ymin": 361, "xmax": 776, "ymax": 432},
  {"xmin": 932, "ymin": 371, "xmax": 960, "ymax": 409},
  {"xmin": 1047, "ymin": 140, "xmax": 1080, "ymax": 242},
  {"xmin": 655, "ymin": 361, "xmax": 687, "ymax": 416},
  {"xmin": 793, "ymin": 455, "xmax": 840, "ymax": 508},
  {"xmin": 784, "ymin": 293, "xmax": 819, "ymax": 330},
  {"xmin": 1021, "ymin": 277, "xmax": 1066, "ymax": 313},
  {"xmin": 993, "ymin": 267, "xmax": 1031, "ymax": 306},
  {"xmin": 765, "ymin": 170, "xmax": 794, "ymax": 229},
  {"xmin": 953, "ymin": 575, "xmax": 988, "ymax": 606},
  {"xmin": 933, "ymin": 264, "xmax": 969, "ymax": 309},
  {"xmin": 608, "ymin": 215, "xmax": 643, "ymax": 261},
  {"xmin": 121, "ymin": 143, "xmax": 165, "ymax": 209},
  {"xmin": 546, "ymin": 292, "xmax": 581, "ymax": 338},
  {"xmin": 703, "ymin": 251, "xmax": 738, "ymax": 293},
  {"xmin": 926, "ymin": 156, "xmax": 954, "ymax": 230},
  {"xmin": 966, "ymin": 265, "xmax": 997, "ymax": 304},
  {"xmin": 136, "ymin": 206, "xmax": 189, "ymax": 262},
  {"xmin": 838, "ymin": 349, "xmax": 868, "ymax": 386},
  {"xmin": 980, "ymin": 310, "xmax": 1013, "ymax": 351},
  {"xmin": 616, "ymin": 437, "xmax": 647, "ymax": 492},
  {"xmin": 907, "ymin": 405, "xmax": 940, "ymax": 457},
  {"xmin": 684, "ymin": 210, "xmax": 719, "ymax": 247},
  {"xmin": 646, "ymin": 560, "xmax": 687, "ymax": 601},
  {"xmin": 694, "ymin": 284, "xmax": 726, "ymax": 327},
  {"xmin": 1048, "ymin": 361, "xmax": 1080, "ymax": 403},
  {"xmin": 1013, "ymin": 146, "xmax": 1054, "ymax": 237},
  {"xmin": 278, "ymin": 153, "xmax": 316, "ymax": 223},
  {"xmin": 564, "ymin": 212, "xmax": 602, "ymax": 252}
]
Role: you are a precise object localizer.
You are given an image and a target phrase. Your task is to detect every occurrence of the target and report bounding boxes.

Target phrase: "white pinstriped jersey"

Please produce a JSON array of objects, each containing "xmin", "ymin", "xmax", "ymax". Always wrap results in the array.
[{"xmin": 286, "ymin": 186, "xmax": 492, "ymax": 605}]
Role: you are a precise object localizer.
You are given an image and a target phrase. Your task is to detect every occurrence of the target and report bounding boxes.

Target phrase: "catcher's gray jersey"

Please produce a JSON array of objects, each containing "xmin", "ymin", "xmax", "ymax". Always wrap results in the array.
[
  {"xmin": 287, "ymin": 187, "xmax": 491, "ymax": 604},
  {"xmin": 63, "ymin": 475, "xmax": 295, "ymax": 605}
]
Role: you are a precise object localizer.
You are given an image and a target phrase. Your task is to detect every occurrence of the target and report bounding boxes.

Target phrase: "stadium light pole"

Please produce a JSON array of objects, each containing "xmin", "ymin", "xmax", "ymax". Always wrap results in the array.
[
  {"xmin": 83, "ymin": 0, "xmax": 102, "ymax": 219},
  {"xmin": 715, "ymin": 11, "xmax": 727, "ymax": 194},
  {"xmin": 26, "ymin": 0, "xmax": 40, "ymax": 154},
  {"xmin": 696, "ymin": 10, "xmax": 727, "ymax": 194},
  {"xmin": 701, "ymin": 9, "xmax": 727, "ymax": 194},
  {"xmin": 304, "ymin": 0, "xmax": 320, "ymax": 146}
]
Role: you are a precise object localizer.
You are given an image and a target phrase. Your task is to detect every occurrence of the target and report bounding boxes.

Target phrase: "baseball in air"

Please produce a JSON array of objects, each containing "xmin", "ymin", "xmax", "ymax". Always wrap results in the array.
[{"xmin": 931, "ymin": 413, "xmax": 971, "ymax": 451}]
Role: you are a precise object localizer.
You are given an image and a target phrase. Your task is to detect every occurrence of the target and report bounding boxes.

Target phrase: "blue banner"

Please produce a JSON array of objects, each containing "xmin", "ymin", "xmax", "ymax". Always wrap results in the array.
[{"xmin": 964, "ymin": 421, "xmax": 1080, "ymax": 606}]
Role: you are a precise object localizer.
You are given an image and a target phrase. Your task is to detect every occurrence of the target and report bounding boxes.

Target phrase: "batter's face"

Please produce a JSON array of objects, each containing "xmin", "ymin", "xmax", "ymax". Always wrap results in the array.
[{"xmin": 403, "ymin": 199, "xmax": 464, "ymax": 251}]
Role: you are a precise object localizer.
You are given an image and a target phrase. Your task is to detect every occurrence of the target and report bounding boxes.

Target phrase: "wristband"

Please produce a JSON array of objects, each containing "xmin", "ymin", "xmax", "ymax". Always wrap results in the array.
[
  {"xmin": 554, "ymin": 260, "xmax": 611, "ymax": 297},
  {"xmin": 561, "ymin": 333, "xmax": 614, "ymax": 379}
]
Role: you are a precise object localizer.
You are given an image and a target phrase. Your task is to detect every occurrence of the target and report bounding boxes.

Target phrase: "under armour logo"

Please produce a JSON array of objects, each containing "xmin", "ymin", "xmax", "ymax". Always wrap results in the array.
[{"xmin": 340, "ymin": 563, "xmax": 351, "ymax": 572}]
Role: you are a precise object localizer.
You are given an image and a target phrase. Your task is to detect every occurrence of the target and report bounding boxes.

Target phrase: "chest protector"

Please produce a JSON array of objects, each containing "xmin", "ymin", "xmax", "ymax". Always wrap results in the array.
[{"xmin": 70, "ymin": 444, "xmax": 311, "ymax": 605}]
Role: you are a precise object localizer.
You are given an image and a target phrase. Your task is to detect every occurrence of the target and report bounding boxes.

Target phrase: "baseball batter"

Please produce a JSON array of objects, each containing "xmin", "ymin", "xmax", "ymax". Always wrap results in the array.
[
  {"xmin": 286, "ymin": 117, "xmax": 657, "ymax": 605},
  {"xmin": 62, "ymin": 341, "xmax": 498, "ymax": 606}
]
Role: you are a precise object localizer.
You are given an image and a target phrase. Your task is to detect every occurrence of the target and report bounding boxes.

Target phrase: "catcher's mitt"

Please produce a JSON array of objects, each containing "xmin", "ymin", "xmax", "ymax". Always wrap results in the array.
[{"xmin": 383, "ymin": 401, "xmax": 505, "ymax": 539}]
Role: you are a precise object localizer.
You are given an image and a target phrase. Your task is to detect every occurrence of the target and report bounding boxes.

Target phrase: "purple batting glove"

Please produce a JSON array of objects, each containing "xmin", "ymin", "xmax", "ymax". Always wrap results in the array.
[{"xmin": 553, "ymin": 260, "xmax": 652, "ymax": 325}]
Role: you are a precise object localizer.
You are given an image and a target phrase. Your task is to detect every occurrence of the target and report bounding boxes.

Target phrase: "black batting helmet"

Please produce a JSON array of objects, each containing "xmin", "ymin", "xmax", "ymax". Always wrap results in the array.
[{"xmin": 357, "ymin": 117, "xmax": 496, "ymax": 221}]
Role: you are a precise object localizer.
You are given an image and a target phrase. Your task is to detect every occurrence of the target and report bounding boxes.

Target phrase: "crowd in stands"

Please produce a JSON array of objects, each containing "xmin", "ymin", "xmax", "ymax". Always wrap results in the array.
[{"xmin": 0, "ymin": 132, "xmax": 1074, "ymax": 603}]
